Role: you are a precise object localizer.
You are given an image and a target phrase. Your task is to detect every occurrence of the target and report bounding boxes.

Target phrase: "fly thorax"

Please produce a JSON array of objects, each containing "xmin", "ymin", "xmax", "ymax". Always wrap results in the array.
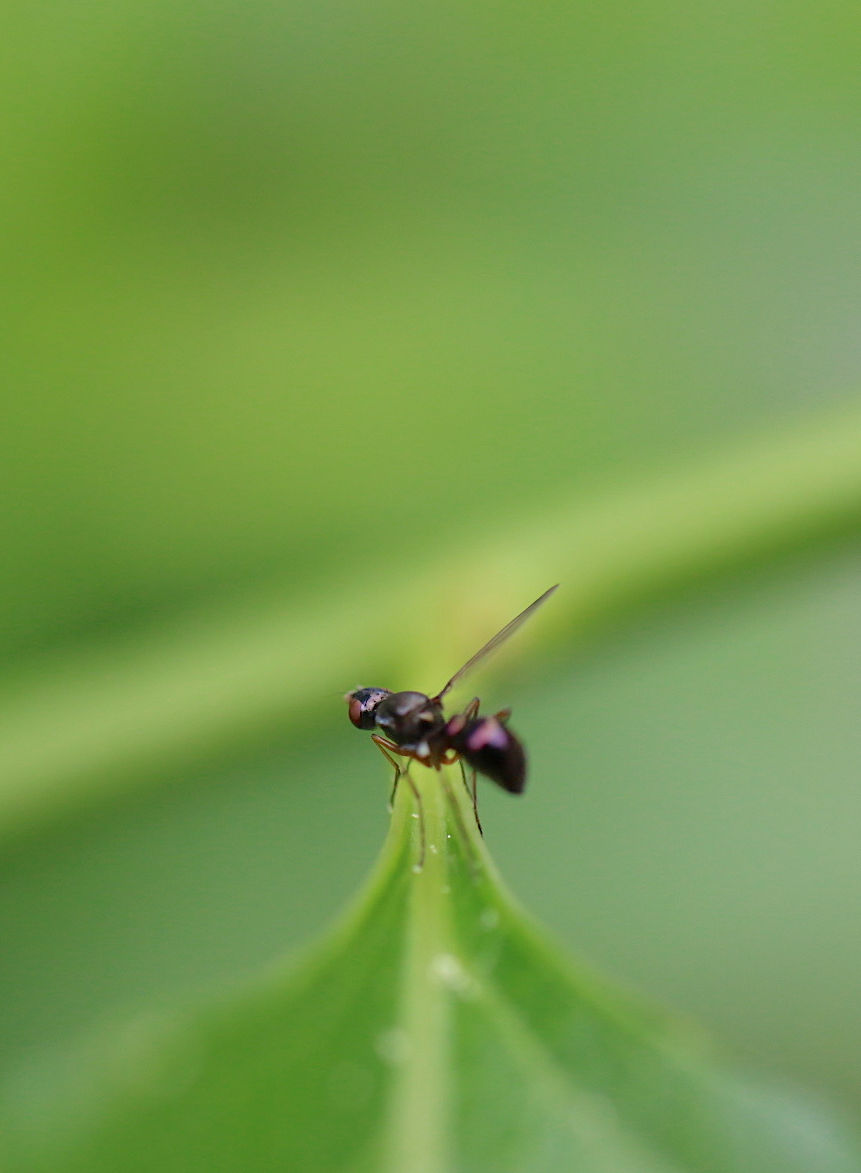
[{"xmin": 375, "ymin": 691, "xmax": 444, "ymax": 747}]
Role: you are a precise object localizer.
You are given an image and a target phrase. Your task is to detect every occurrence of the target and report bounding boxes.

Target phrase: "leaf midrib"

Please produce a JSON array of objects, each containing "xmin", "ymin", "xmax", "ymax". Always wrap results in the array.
[{"xmin": 382, "ymin": 779, "xmax": 453, "ymax": 1173}]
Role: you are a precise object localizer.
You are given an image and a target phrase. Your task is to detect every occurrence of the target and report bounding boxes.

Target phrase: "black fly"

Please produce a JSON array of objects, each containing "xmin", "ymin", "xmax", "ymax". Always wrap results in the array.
[{"xmin": 346, "ymin": 584, "xmax": 558, "ymax": 865}]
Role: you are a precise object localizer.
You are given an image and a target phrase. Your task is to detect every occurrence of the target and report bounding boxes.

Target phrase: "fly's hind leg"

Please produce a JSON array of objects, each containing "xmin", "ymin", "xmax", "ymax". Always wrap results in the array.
[
  {"xmin": 459, "ymin": 758, "xmax": 483, "ymax": 835},
  {"xmin": 463, "ymin": 697, "xmax": 480, "ymax": 720},
  {"xmin": 438, "ymin": 767, "xmax": 479, "ymax": 871},
  {"xmin": 457, "ymin": 699, "xmax": 483, "ymax": 833},
  {"xmin": 372, "ymin": 735, "xmax": 426, "ymax": 869}
]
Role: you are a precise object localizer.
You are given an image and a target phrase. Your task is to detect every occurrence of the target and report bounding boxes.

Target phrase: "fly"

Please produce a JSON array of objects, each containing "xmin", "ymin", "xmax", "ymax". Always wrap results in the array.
[{"xmin": 345, "ymin": 584, "xmax": 558, "ymax": 865}]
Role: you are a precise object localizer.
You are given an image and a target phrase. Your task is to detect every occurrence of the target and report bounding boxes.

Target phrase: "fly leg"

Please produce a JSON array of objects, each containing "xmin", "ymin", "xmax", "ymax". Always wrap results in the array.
[
  {"xmin": 453, "ymin": 699, "xmax": 482, "ymax": 832},
  {"xmin": 371, "ymin": 735, "xmax": 407, "ymax": 809},
  {"xmin": 463, "ymin": 697, "xmax": 480, "ymax": 720},
  {"xmin": 438, "ymin": 768, "xmax": 479, "ymax": 871},
  {"xmin": 404, "ymin": 770, "xmax": 426, "ymax": 870},
  {"xmin": 372, "ymin": 735, "xmax": 426, "ymax": 869},
  {"xmin": 459, "ymin": 758, "xmax": 483, "ymax": 835}
]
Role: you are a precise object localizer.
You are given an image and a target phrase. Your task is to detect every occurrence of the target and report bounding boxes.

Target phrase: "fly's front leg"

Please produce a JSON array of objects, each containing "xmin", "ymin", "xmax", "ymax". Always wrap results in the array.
[
  {"xmin": 404, "ymin": 772, "xmax": 426, "ymax": 870},
  {"xmin": 371, "ymin": 735, "xmax": 426, "ymax": 869},
  {"xmin": 371, "ymin": 735, "xmax": 410, "ymax": 809}
]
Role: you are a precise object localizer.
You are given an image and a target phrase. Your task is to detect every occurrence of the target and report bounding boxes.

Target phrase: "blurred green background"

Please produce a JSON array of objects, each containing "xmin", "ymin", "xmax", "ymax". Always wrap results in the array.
[{"xmin": 2, "ymin": 0, "xmax": 861, "ymax": 1130}]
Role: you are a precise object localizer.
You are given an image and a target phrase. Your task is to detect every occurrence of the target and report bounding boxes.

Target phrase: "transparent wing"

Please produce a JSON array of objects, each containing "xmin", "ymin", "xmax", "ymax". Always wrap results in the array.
[{"xmin": 434, "ymin": 584, "xmax": 558, "ymax": 700}]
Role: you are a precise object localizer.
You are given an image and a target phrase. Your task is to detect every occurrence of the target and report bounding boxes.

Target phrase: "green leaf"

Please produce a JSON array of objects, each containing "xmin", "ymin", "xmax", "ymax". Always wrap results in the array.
[{"xmin": 2, "ymin": 770, "xmax": 858, "ymax": 1173}]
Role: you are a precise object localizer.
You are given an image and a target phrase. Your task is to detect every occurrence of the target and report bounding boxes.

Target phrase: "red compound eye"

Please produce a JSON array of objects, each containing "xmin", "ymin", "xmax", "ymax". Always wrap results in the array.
[{"xmin": 346, "ymin": 686, "xmax": 391, "ymax": 729}]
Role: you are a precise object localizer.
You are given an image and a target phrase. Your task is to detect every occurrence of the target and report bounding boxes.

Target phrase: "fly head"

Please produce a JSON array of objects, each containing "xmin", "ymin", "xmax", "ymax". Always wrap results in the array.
[{"xmin": 346, "ymin": 687, "xmax": 391, "ymax": 730}]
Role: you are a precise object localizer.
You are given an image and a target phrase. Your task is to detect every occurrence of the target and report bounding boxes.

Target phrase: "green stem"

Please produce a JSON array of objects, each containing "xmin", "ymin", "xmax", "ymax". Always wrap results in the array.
[{"xmin": 2, "ymin": 401, "xmax": 861, "ymax": 841}]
